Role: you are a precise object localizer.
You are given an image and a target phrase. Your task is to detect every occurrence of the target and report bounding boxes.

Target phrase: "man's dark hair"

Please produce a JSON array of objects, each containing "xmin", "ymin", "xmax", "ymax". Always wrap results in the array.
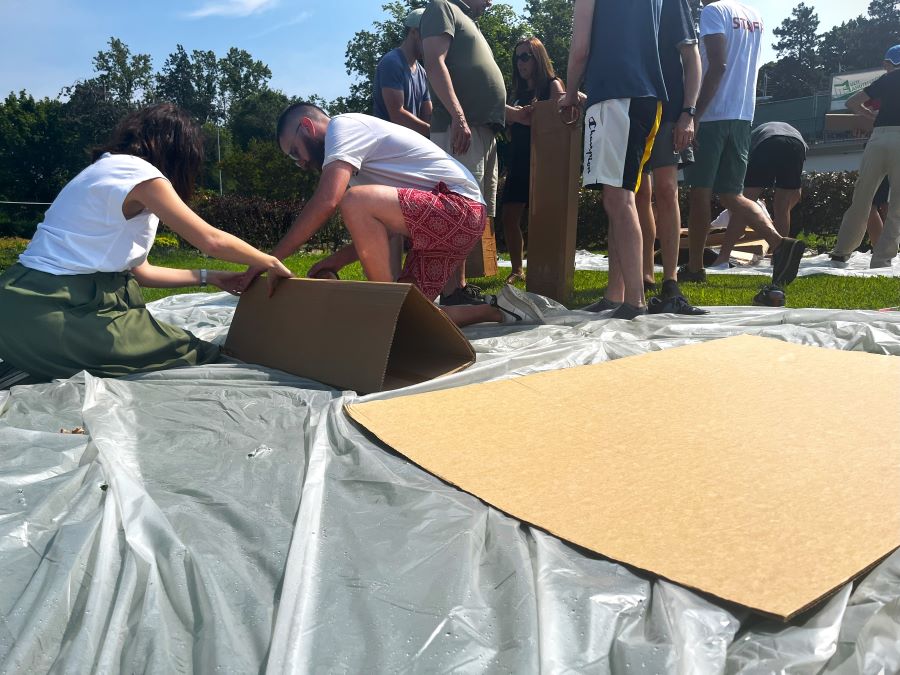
[
  {"xmin": 92, "ymin": 103, "xmax": 203, "ymax": 201},
  {"xmin": 276, "ymin": 102, "xmax": 329, "ymax": 140}
]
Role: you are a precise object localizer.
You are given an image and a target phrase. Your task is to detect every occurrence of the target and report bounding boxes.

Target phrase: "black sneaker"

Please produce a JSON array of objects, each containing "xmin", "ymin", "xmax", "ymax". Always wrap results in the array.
[
  {"xmin": 583, "ymin": 297, "xmax": 622, "ymax": 312},
  {"xmin": 644, "ymin": 279, "xmax": 657, "ymax": 294},
  {"xmin": 439, "ymin": 285, "xmax": 486, "ymax": 306},
  {"xmin": 647, "ymin": 295, "xmax": 709, "ymax": 315},
  {"xmin": 752, "ymin": 284, "xmax": 786, "ymax": 307},
  {"xmin": 676, "ymin": 265, "xmax": 707, "ymax": 283},
  {"xmin": 771, "ymin": 238, "xmax": 806, "ymax": 288},
  {"xmin": 610, "ymin": 303, "xmax": 648, "ymax": 320},
  {"xmin": 660, "ymin": 279, "xmax": 682, "ymax": 299},
  {"xmin": 829, "ymin": 253, "xmax": 849, "ymax": 268}
]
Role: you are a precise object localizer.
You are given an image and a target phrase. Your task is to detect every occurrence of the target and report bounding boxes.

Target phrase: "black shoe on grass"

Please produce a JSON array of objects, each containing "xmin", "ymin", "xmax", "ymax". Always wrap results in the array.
[
  {"xmin": 676, "ymin": 265, "xmax": 707, "ymax": 283},
  {"xmin": 771, "ymin": 238, "xmax": 806, "ymax": 288},
  {"xmin": 752, "ymin": 284, "xmax": 786, "ymax": 307},
  {"xmin": 439, "ymin": 285, "xmax": 486, "ymax": 306},
  {"xmin": 648, "ymin": 294, "xmax": 709, "ymax": 315},
  {"xmin": 610, "ymin": 303, "xmax": 648, "ymax": 320},
  {"xmin": 583, "ymin": 297, "xmax": 622, "ymax": 313}
]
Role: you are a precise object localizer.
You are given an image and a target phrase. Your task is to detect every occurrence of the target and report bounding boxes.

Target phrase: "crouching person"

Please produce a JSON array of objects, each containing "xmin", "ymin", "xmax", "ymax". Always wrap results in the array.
[
  {"xmin": 236, "ymin": 103, "xmax": 543, "ymax": 327},
  {"xmin": 0, "ymin": 104, "xmax": 292, "ymax": 387}
]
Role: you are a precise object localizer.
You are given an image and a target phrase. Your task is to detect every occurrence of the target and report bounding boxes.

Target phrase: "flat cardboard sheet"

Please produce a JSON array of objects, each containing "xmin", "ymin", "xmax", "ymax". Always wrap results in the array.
[{"xmin": 347, "ymin": 335, "xmax": 900, "ymax": 619}]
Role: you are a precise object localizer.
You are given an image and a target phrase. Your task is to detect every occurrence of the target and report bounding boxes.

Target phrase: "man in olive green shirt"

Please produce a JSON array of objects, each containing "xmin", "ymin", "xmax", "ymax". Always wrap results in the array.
[{"xmin": 421, "ymin": 0, "xmax": 507, "ymax": 305}]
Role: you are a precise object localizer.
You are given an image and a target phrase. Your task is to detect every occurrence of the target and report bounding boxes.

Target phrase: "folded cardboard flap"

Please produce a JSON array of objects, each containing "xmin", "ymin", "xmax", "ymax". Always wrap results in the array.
[
  {"xmin": 224, "ymin": 278, "xmax": 475, "ymax": 393},
  {"xmin": 384, "ymin": 283, "xmax": 477, "ymax": 389},
  {"xmin": 346, "ymin": 335, "xmax": 900, "ymax": 620}
]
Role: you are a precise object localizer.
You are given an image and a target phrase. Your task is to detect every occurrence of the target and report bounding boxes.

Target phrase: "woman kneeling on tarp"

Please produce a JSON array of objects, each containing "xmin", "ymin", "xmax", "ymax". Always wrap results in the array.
[{"xmin": 0, "ymin": 103, "xmax": 292, "ymax": 384}]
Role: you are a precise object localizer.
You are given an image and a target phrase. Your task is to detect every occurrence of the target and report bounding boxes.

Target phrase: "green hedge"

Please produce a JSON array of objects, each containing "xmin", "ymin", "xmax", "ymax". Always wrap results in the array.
[{"xmin": 4, "ymin": 171, "xmax": 863, "ymax": 254}]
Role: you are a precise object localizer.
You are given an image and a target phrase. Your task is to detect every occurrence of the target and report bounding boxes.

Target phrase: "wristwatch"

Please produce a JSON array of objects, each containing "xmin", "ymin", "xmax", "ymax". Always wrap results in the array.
[
  {"xmin": 199, "ymin": 268, "xmax": 208, "ymax": 287},
  {"xmin": 682, "ymin": 106, "xmax": 697, "ymax": 117}
]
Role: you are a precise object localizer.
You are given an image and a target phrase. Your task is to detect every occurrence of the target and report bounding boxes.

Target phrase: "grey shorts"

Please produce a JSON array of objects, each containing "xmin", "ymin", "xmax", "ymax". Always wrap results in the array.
[{"xmin": 644, "ymin": 120, "xmax": 695, "ymax": 172}]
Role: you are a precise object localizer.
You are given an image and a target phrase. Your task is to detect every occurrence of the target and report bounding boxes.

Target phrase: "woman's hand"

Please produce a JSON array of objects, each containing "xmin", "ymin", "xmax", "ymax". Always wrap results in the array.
[{"xmin": 209, "ymin": 270, "xmax": 251, "ymax": 296}]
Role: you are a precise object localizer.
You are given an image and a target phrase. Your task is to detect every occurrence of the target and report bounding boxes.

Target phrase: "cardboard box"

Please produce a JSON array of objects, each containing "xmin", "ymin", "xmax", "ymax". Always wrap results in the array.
[
  {"xmin": 346, "ymin": 335, "xmax": 900, "ymax": 619},
  {"xmin": 465, "ymin": 217, "xmax": 499, "ymax": 278},
  {"xmin": 525, "ymin": 100, "xmax": 581, "ymax": 303},
  {"xmin": 224, "ymin": 278, "xmax": 475, "ymax": 393},
  {"xmin": 825, "ymin": 112, "xmax": 874, "ymax": 138}
]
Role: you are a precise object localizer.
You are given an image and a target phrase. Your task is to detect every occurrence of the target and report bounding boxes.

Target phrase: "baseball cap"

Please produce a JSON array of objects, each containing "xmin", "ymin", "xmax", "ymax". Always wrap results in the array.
[
  {"xmin": 885, "ymin": 45, "xmax": 900, "ymax": 65},
  {"xmin": 404, "ymin": 8, "xmax": 425, "ymax": 28}
]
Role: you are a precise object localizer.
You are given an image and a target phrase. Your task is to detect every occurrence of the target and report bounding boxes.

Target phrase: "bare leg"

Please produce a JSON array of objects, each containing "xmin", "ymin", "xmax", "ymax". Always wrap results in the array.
[
  {"xmin": 712, "ymin": 187, "xmax": 763, "ymax": 265},
  {"xmin": 772, "ymin": 188, "xmax": 801, "ymax": 238},
  {"xmin": 501, "ymin": 202, "xmax": 527, "ymax": 277},
  {"xmin": 687, "ymin": 187, "xmax": 713, "ymax": 272},
  {"xmin": 388, "ymin": 233, "xmax": 404, "ymax": 280},
  {"xmin": 339, "ymin": 185, "xmax": 410, "ymax": 282},
  {"xmin": 605, "ymin": 210, "xmax": 624, "ymax": 303},
  {"xmin": 867, "ymin": 206, "xmax": 884, "ymax": 248},
  {"xmin": 635, "ymin": 173, "xmax": 656, "ymax": 283},
  {"xmin": 651, "ymin": 166, "xmax": 680, "ymax": 282},
  {"xmin": 718, "ymin": 192, "xmax": 783, "ymax": 250},
  {"xmin": 603, "ymin": 186, "xmax": 645, "ymax": 307},
  {"xmin": 442, "ymin": 304, "xmax": 503, "ymax": 327}
]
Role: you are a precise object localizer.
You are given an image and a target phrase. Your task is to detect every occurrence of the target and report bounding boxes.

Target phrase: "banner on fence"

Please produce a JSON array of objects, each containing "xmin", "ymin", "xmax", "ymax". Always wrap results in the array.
[{"xmin": 831, "ymin": 69, "xmax": 885, "ymax": 111}]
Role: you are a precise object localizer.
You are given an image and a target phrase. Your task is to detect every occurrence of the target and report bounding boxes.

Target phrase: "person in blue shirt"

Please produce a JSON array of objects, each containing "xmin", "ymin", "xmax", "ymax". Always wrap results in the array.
[
  {"xmin": 372, "ymin": 8, "xmax": 433, "ymax": 137},
  {"xmin": 560, "ymin": 0, "xmax": 667, "ymax": 319}
]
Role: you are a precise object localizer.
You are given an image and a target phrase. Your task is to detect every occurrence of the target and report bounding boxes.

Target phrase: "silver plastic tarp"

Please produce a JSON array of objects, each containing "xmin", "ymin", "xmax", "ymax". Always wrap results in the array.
[
  {"xmin": 497, "ymin": 250, "xmax": 900, "ymax": 278},
  {"xmin": 2, "ymin": 291, "xmax": 899, "ymax": 674}
]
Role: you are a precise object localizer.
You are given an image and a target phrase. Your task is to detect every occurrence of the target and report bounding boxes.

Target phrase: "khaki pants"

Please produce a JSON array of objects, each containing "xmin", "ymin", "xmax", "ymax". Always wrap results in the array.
[
  {"xmin": 834, "ymin": 126, "xmax": 900, "ymax": 267},
  {"xmin": 431, "ymin": 124, "xmax": 498, "ymax": 217}
]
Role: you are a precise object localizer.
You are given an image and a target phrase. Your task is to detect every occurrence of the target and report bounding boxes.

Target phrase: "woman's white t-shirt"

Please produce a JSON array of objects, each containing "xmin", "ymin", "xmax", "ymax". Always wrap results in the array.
[{"xmin": 18, "ymin": 153, "xmax": 168, "ymax": 275}]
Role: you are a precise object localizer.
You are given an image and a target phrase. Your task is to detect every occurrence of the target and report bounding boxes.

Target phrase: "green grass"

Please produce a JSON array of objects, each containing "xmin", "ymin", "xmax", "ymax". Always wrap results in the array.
[{"xmin": 2, "ymin": 238, "xmax": 898, "ymax": 310}]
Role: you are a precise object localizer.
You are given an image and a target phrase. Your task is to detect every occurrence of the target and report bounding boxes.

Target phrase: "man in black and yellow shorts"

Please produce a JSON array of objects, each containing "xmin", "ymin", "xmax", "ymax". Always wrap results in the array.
[{"xmin": 560, "ymin": 0, "xmax": 666, "ymax": 319}]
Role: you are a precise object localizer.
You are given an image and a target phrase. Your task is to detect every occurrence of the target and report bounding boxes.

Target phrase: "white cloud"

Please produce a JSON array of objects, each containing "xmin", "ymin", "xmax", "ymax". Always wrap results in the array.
[
  {"xmin": 186, "ymin": 0, "xmax": 279, "ymax": 19},
  {"xmin": 247, "ymin": 10, "xmax": 312, "ymax": 39}
]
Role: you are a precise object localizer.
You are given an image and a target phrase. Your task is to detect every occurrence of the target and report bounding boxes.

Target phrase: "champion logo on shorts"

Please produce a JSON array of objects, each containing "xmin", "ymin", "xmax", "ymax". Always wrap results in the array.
[{"xmin": 586, "ymin": 115, "xmax": 597, "ymax": 173}]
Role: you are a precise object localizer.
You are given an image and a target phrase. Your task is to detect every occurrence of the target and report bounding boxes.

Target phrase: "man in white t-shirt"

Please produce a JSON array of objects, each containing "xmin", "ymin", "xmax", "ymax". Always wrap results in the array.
[
  {"xmin": 680, "ymin": 0, "xmax": 805, "ymax": 303},
  {"xmin": 234, "ymin": 102, "xmax": 544, "ymax": 325}
]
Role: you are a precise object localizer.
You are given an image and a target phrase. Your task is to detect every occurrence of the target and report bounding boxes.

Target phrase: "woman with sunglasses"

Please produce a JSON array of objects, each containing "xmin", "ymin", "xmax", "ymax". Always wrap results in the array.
[
  {"xmin": 0, "ymin": 103, "xmax": 292, "ymax": 386},
  {"xmin": 500, "ymin": 37, "xmax": 566, "ymax": 284}
]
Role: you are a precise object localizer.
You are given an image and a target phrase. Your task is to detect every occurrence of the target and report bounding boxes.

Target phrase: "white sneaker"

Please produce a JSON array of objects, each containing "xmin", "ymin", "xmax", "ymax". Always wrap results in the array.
[{"xmin": 489, "ymin": 285, "xmax": 546, "ymax": 324}]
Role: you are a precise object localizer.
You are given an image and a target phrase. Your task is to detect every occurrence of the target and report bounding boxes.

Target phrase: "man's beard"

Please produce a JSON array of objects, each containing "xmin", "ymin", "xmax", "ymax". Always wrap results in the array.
[{"xmin": 304, "ymin": 136, "xmax": 326, "ymax": 171}]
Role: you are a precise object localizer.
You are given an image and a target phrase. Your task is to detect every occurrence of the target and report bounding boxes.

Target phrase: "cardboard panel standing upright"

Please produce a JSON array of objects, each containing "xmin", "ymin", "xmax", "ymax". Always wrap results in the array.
[
  {"xmin": 465, "ymin": 217, "xmax": 499, "ymax": 278},
  {"xmin": 526, "ymin": 100, "xmax": 581, "ymax": 303},
  {"xmin": 224, "ymin": 278, "xmax": 475, "ymax": 393}
]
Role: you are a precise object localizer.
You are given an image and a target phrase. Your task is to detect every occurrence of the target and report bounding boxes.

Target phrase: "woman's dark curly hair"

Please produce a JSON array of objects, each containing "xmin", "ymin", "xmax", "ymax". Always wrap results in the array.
[{"xmin": 92, "ymin": 103, "xmax": 204, "ymax": 201}]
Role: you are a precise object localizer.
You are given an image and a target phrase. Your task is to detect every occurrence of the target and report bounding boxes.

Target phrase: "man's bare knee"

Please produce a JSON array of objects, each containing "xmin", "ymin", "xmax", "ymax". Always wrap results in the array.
[{"xmin": 654, "ymin": 179, "xmax": 678, "ymax": 206}]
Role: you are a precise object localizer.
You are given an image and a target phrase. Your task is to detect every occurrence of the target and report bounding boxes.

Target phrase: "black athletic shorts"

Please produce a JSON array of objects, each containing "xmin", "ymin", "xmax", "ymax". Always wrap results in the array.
[{"xmin": 743, "ymin": 136, "xmax": 806, "ymax": 190}]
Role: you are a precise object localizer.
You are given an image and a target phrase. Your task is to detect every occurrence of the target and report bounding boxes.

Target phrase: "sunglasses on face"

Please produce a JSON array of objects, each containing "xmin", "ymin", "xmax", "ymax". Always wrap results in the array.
[{"xmin": 515, "ymin": 52, "xmax": 533, "ymax": 63}]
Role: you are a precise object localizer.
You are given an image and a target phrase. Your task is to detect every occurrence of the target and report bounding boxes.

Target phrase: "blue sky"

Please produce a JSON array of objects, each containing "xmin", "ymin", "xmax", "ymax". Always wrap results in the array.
[{"xmin": 0, "ymin": 0, "xmax": 877, "ymax": 103}]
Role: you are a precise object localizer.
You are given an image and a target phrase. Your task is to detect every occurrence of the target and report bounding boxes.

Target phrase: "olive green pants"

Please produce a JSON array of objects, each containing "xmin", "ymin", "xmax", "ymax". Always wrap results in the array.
[{"xmin": 0, "ymin": 264, "xmax": 219, "ymax": 382}]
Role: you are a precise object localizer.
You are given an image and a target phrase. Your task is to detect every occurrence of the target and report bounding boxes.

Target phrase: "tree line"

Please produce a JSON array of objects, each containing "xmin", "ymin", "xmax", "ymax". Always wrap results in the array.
[{"xmin": 1, "ymin": 0, "xmax": 897, "ymax": 234}]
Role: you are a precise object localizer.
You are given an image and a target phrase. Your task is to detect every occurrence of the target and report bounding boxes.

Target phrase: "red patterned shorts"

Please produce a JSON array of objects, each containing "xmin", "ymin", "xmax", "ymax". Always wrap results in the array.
[{"xmin": 397, "ymin": 182, "xmax": 486, "ymax": 300}]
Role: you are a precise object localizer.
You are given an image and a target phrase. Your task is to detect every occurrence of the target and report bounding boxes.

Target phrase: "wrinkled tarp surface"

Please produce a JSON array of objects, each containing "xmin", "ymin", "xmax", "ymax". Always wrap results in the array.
[
  {"xmin": 498, "ymin": 250, "xmax": 900, "ymax": 278},
  {"xmin": 2, "ymin": 291, "xmax": 900, "ymax": 674}
]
